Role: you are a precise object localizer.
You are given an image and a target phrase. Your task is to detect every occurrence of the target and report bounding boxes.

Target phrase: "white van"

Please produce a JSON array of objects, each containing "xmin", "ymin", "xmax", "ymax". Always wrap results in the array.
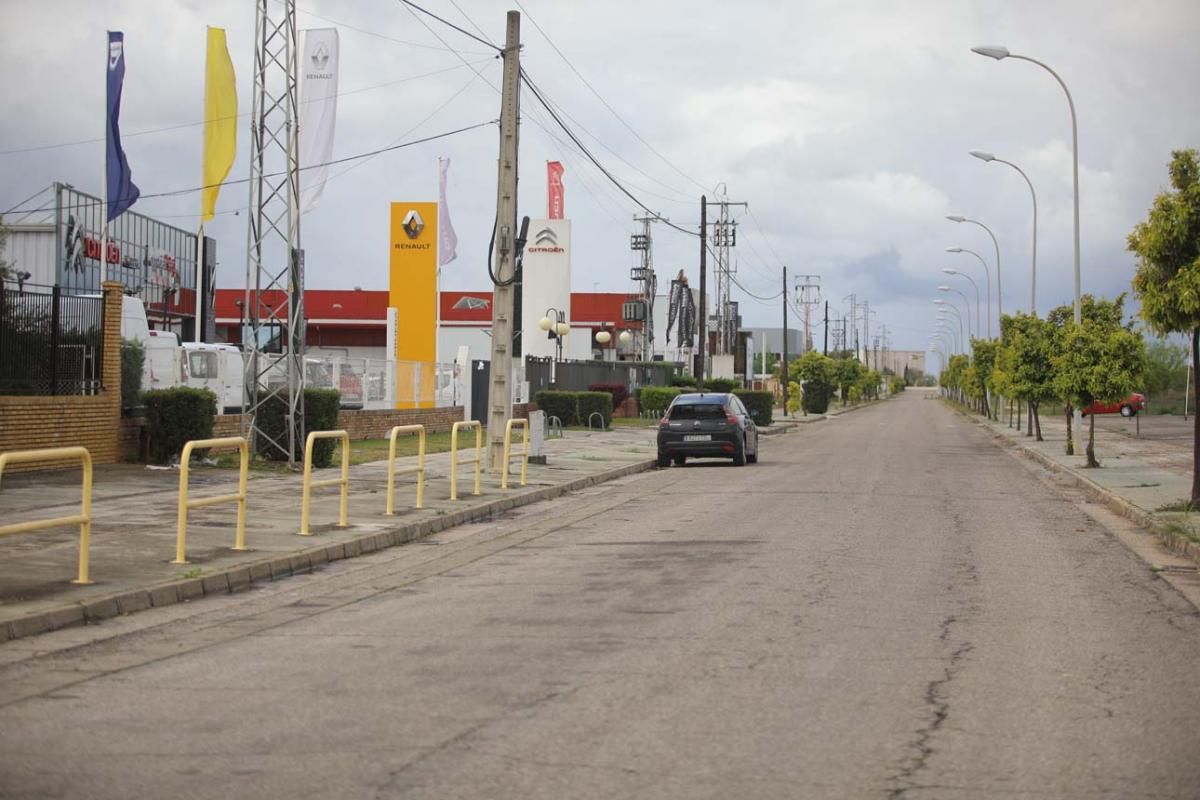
[
  {"xmin": 182, "ymin": 342, "xmax": 244, "ymax": 413},
  {"xmin": 120, "ymin": 295, "xmax": 184, "ymax": 392}
]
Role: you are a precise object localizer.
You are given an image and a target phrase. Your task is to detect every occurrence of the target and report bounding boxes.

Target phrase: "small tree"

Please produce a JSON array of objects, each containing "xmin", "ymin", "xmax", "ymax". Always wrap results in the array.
[
  {"xmin": 1142, "ymin": 337, "xmax": 1188, "ymax": 399},
  {"xmin": 0, "ymin": 214, "xmax": 12, "ymax": 283},
  {"xmin": 1052, "ymin": 295, "xmax": 1144, "ymax": 467},
  {"xmin": 793, "ymin": 352, "xmax": 835, "ymax": 414},
  {"xmin": 1130, "ymin": 148, "xmax": 1200, "ymax": 505}
]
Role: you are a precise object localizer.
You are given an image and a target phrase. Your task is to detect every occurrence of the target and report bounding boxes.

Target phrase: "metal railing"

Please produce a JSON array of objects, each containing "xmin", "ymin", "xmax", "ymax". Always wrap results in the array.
[
  {"xmin": 501, "ymin": 419, "xmax": 529, "ymax": 489},
  {"xmin": 547, "ymin": 415, "xmax": 564, "ymax": 439},
  {"xmin": 173, "ymin": 437, "xmax": 249, "ymax": 564},
  {"xmin": 0, "ymin": 447, "xmax": 94, "ymax": 584},
  {"xmin": 299, "ymin": 430, "xmax": 350, "ymax": 535},
  {"xmin": 0, "ymin": 283, "xmax": 105, "ymax": 396},
  {"xmin": 587, "ymin": 412, "xmax": 607, "ymax": 431},
  {"xmin": 449, "ymin": 420, "xmax": 482, "ymax": 501},
  {"xmin": 385, "ymin": 425, "xmax": 426, "ymax": 513}
]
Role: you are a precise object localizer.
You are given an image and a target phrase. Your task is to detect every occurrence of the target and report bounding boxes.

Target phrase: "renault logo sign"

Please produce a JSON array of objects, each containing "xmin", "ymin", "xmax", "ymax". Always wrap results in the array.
[{"xmin": 402, "ymin": 209, "xmax": 425, "ymax": 240}]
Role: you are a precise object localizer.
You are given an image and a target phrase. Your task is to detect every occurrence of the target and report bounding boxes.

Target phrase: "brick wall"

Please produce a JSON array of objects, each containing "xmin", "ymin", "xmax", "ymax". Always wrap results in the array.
[
  {"xmin": 0, "ymin": 283, "xmax": 123, "ymax": 472},
  {"xmin": 335, "ymin": 406, "xmax": 463, "ymax": 439}
]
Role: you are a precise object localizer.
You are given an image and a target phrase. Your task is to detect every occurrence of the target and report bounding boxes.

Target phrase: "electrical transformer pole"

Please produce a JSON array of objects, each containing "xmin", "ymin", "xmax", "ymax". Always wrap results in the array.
[
  {"xmin": 697, "ymin": 195, "xmax": 707, "ymax": 382},
  {"xmin": 486, "ymin": 11, "xmax": 521, "ymax": 471},
  {"xmin": 630, "ymin": 215, "xmax": 659, "ymax": 361}
]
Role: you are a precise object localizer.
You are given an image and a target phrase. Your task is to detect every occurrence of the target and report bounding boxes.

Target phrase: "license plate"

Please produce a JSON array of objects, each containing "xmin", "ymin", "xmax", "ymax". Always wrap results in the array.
[{"xmin": 683, "ymin": 434, "xmax": 711, "ymax": 442}]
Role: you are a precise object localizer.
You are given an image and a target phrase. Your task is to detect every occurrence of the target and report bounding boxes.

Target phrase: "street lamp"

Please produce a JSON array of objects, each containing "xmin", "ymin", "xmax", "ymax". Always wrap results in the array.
[
  {"xmin": 934, "ymin": 299, "xmax": 964, "ymax": 349},
  {"xmin": 943, "ymin": 269, "xmax": 982, "ymax": 340},
  {"xmin": 539, "ymin": 308, "xmax": 569, "ymax": 361},
  {"xmin": 938, "ymin": 285, "xmax": 975, "ymax": 339},
  {"xmin": 946, "ymin": 215, "xmax": 1001, "ymax": 321},
  {"xmin": 945, "ymin": 247, "xmax": 992, "ymax": 337},
  {"xmin": 934, "ymin": 321, "xmax": 958, "ymax": 354},
  {"xmin": 618, "ymin": 330, "xmax": 632, "ymax": 345},
  {"xmin": 972, "ymin": 46, "xmax": 1079, "ymax": 326},
  {"xmin": 969, "ymin": 150, "xmax": 1039, "ymax": 314}
]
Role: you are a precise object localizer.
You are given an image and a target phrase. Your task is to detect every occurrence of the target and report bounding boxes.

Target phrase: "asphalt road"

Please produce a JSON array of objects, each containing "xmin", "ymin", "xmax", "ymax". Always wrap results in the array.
[{"xmin": 2, "ymin": 391, "xmax": 1199, "ymax": 799}]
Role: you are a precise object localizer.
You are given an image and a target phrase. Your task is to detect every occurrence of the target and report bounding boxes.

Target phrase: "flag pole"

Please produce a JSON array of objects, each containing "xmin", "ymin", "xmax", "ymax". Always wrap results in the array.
[
  {"xmin": 101, "ymin": 31, "xmax": 109, "ymax": 287},
  {"xmin": 195, "ymin": 226, "xmax": 205, "ymax": 343}
]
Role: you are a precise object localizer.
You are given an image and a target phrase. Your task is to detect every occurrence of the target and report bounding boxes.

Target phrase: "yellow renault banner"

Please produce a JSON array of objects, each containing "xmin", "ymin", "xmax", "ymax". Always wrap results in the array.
[{"xmin": 389, "ymin": 202, "xmax": 438, "ymax": 408}]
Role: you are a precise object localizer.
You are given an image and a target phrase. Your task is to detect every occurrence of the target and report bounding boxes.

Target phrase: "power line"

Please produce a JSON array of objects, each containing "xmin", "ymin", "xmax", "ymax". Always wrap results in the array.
[
  {"xmin": 3, "ymin": 120, "xmax": 496, "ymax": 217},
  {"xmin": 521, "ymin": 69, "xmax": 697, "ymax": 238},
  {"xmin": 513, "ymin": 0, "xmax": 708, "ymax": 195},
  {"xmin": 395, "ymin": 0, "xmax": 502, "ymax": 52},
  {"xmin": 0, "ymin": 60, "xmax": 492, "ymax": 157},
  {"xmin": 292, "ymin": 1, "xmax": 495, "ymax": 55}
]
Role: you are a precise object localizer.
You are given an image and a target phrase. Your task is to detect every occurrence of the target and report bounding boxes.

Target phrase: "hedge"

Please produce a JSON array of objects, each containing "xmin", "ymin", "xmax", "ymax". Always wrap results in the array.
[
  {"xmin": 587, "ymin": 382, "xmax": 628, "ymax": 410},
  {"xmin": 144, "ymin": 387, "xmax": 216, "ymax": 465},
  {"xmin": 670, "ymin": 374, "xmax": 697, "ymax": 388},
  {"xmin": 734, "ymin": 390, "xmax": 774, "ymax": 426},
  {"xmin": 534, "ymin": 390, "xmax": 579, "ymax": 426},
  {"xmin": 121, "ymin": 339, "xmax": 145, "ymax": 415},
  {"xmin": 258, "ymin": 387, "xmax": 342, "ymax": 466},
  {"xmin": 577, "ymin": 391, "xmax": 614, "ymax": 428},
  {"xmin": 704, "ymin": 377, "xmax": 738, "ymax": 393},
  {"xmin": 802, "ymin": 382, "xmax": 833, "ymax": 414},
  {"xmin": 889, "ymin": 376, "xmax": 906, "ymax": 395},
  {"xmin": 639, "ymin": 386, "xmax": 681, "ymax": 416}
]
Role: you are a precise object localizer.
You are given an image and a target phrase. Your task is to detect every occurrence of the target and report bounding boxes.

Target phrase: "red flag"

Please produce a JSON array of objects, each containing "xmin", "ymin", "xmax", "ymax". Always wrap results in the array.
[{"xmin": 547, "ymin": 161, "xmax": 565, "ymax": 219}]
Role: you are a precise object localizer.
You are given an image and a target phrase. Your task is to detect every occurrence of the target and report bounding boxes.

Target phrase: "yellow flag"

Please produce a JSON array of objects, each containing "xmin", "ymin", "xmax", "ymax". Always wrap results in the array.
[{"xmin": 201, "ymin": 27, "xmax": 237, "ymax": 223}]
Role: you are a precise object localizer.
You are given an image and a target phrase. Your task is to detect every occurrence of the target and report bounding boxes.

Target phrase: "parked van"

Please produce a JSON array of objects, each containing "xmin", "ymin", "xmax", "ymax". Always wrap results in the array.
[
  {"xmin": 120, "ymin": 295, "xmax": 184, "ymax": 392},
  {"xmin": 182, "ymin": 342, "xmax": 244, "ymax": 413}
]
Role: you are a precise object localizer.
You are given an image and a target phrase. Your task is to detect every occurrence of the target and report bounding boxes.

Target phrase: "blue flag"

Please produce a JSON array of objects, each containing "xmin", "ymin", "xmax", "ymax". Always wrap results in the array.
[{"xmin": 106, "ymin": 31, "xmax": 139, "ymax": 222}]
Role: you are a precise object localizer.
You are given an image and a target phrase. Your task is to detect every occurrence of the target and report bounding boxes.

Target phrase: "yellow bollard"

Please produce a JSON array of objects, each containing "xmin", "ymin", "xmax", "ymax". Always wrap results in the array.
[
  {"xmin": 385, "ymin": 425, "xmax": 426, "ymax": 513},
  {"xmin": 0, "ymin": 447, "xmax": 94, "ymax": 585},
  {"xmin": 501, "ymin": 418, "xmax": 529, "ymax": 489},
  {"xmin": 172, "ymin": 437, "xmax": 249, "ymax": 565},
  {"xmin": 449, "ymin": 420, "xmax": 483, "ymax": 500},
  {"xmin": 299, "ymin": 430, "xmax": 351, "ymax": 535}
]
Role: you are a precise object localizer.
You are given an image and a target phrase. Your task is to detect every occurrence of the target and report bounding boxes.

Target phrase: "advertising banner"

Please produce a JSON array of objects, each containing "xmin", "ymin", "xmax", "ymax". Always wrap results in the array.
[
  {"xmin": 547, "ymin": 161, "xmax": 564, "ymax": 219},
  {"xmin": 106, "ymin": 31, "xmax": 139, "ymax": 221},
  {"xmin": 438, "ymin": 157, "xmax": 458, "ymax": 266},
  {"xmin": 521, "ymin": 218, "xmax": 572, "ymax": 359},
  {"xmin": 389, "ymin": 202, "xmax": 438, "ymax": 408},
  {"xmin": 299, "ymin": 28, "xmax": 339, "ymax": 213}
]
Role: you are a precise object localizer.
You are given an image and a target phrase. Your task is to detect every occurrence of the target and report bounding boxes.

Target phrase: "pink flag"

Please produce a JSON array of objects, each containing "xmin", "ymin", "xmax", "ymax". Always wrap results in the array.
[
  {"xmin": 438, "ymin": 157, "xmax": 458, "ymax": 266},
  {"xmin": 547, "ymin": 160, "xmax": 565, "ymax": 219}
]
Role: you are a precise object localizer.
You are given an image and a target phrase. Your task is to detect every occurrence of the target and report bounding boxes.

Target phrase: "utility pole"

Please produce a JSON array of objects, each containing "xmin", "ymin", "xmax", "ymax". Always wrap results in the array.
[
  {"xmin": 823, "ymin": 300, "xmax": 829, "ymax": 355},
  {"xmin": 861, "ymin": 300, "xmax": 870, "ymax": 366},
  {"xmin": 630, "ymin": 215, "xmax": 659, "ymax": 361},
  {"xmin": 781, "ymin": 265, "xmax": 789, "ymax": 415},
  {"xmin": 795, "ymin": 274, "xmax": 820, "ymax": 355},
  {"xmin": 709, "ymin": 190, "xmax": 748, "ymax": 355},
  {"xmin": 697, "ymin": 195, "xmax": 707, "ymax": 382},
  {"xmin": 485, "ymin": 11, "xmax": 521, "ymax": 471}
]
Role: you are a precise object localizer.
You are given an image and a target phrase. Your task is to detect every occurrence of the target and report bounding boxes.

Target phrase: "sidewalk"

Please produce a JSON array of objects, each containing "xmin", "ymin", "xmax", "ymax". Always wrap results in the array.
[
  {"xmin": 0, "ymin": 415, "xmax": 807, "ymax": 642},
  {"xmin": 0, "ymin": 426, "xmax": 662, "ymax": 642},
  {"xmin": 959, "ymin": 403, "xmax": 1200, "ymax": 563}
]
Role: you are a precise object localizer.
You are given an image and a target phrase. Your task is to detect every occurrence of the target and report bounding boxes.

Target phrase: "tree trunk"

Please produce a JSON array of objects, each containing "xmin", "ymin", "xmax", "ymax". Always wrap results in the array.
[
  {"xmin": 1026, "ymin": 398, "xmax": 1033, "ymax": 436},
  {"xmin": 1065, "ymin": 405, "xmax": 1074, "ymax": 456},
  {"xmin": 1033, "ymin": 401, "xmax": 1043, "ymax": 441},
  {"xmin": 1191, "ymin": 328, "xmax": 1200, "ymax": 509},
  {"xmin": 1086, "ymin": 409, "xmax": 1099, "ymax": 467}
]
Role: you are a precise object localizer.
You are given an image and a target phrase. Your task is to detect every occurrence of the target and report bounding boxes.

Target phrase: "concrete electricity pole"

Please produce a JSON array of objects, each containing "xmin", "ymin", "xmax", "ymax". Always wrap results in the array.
[
  {"xmin": 485, "ymin": 11, "xmax": 521, "ymax": 471},
  {"xmin": 781, "ymin": 265, "xmax": 789, "ymax": 415},
  {"xmin": 697, "ymin": 195, "xmax": 707, "ymax": 382},
  {"xmin": 630, "ymin": 216, "xmax": 659, "ymax": 361},
  {"xmin": 795, "ymin": 274, "xmax": 820, "ymax": 354}
]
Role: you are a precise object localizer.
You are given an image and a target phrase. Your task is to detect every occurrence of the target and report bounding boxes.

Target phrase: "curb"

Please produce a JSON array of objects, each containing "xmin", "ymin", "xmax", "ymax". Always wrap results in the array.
[
  {"xmin": 948, "ymin": 402, "xmax": 1200, "ymax": 564},
  {"xmin": 1, "ymin": 458, "xmax": 657, "ymax": 644}
]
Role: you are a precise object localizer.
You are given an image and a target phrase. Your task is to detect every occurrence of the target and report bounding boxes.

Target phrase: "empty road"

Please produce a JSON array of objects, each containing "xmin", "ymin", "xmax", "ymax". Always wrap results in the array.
[{"xmin": 2, "ymin": 390, "xmax": 1199, "ymax": 798}]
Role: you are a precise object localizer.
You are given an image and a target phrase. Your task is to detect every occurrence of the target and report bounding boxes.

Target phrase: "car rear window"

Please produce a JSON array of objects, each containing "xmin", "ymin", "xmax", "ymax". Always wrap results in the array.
[{"xmin": 669, "ymin": 403, "xmax": 727, "ymax": 420}]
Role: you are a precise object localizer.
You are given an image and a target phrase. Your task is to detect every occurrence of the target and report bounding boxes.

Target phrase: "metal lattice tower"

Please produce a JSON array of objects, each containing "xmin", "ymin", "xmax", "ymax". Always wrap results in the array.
[
  {"xmin": 243, "ymin": 0, "xmax": 304, "ymax": 464},
  {"xmin": 795, "ymin": 274, "xmax": 820, "ymax": 354},
  {"xmin": 709, "ymin": 191, "xmax": 746, "ymax": 355},
  {"xmin": 630, "ymin": 216, "xmax": 659, "ymax": 361}
]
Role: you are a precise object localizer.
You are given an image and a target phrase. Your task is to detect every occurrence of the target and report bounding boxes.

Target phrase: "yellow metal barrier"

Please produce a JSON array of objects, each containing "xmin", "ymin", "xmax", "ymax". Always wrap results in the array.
[
  {"xmin": 0, "ymin": 447, "xmax": 94, "ymax": 585},
  {"xmin": 449, "ymin": 420, "xmax": 482, "ymax": 500},
  {"xmin": 501, "ymin": 418, "xmax": 529, "ymax": 489},
  {"xmin": 173, "ymin": 437, "xmax": 249, "ymax": 565},
  {"xmin": 299, "ymin": 430, "xmax": 351, "ymax": 536},
  {"xmin": 385, "ymin": 424, "xmax": 426, "ymax": 513}
]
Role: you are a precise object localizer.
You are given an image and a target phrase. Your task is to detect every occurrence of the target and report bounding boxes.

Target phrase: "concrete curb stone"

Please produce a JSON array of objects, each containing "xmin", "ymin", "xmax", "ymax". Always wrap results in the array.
[{"xmin": 2, "ymin": 458, "xmax": 657, "ymax": 644}]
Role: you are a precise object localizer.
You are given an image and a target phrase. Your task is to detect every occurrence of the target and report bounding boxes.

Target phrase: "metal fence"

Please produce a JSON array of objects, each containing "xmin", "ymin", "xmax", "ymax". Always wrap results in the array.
[
  {"xmin": 525, "ymin": 356, "xmax": 678, "ymax": 394},
  {"xmin": 0, "ymin": 282, "xmax": 105, "ymax": 395}
]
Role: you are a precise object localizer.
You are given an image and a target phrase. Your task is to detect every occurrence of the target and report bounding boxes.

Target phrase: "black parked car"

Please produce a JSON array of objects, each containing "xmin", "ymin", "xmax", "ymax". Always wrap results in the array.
[{"xmin": 656, "ymin": 392, "xmax": 760, "ymax": 467}]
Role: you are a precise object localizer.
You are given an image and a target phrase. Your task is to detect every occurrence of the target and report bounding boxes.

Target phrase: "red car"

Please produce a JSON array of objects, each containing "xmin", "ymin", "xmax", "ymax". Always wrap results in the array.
[{"xmin": 1081, "ymin": 393, "xmax": 1146, "ymax": 418}]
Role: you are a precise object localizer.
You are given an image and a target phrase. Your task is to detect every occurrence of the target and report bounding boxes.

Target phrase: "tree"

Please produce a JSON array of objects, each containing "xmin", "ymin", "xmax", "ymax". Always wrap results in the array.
[
  {"xmin": 1052, "ymin": 295, "xmax": 1144, "ymax": 467},
  {"xmin": 1142, "ymin": 337, "xmax": 1188, "ymax": 398},
  {"xmin": 1129, "ymin": 149, "xmax": 1200, "ymax": 505},
  {"xmin": 999, "ymin": 314, "xmax": 1057, "ymax": 440},
  {"xmin": 0, "ymin": 215, "xmax": 12, "ymax": 282},
  {"xmin": 970, "ymin": 337, "xmax": 998, "ymax": 419},
  {"xmin": 793, "ymin": 351, "xmax": 835, "ymax": 414},
  {"xmin": 831, "ymin": 357, "xmax": 864, "ymax": 406}
]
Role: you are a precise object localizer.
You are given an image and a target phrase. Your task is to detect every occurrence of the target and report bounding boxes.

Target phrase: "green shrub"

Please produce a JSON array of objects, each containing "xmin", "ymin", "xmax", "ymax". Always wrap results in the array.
[
  {"xmin": 121, "ymin": 339, "xmax": 145, "ymax": 415},
  {"xmin": 639, "ymin": 386, "xmax": 681, "ymax": 416},
  {"xmin": 534, "ymin": 390, "xmax": 579, "ymax": 426},
  {"xmin": 588, "ymin": 382, "xmax": 628, "ymax": 410},
  {"xmin": 258, "ymin": 387, "xmax": 342, "ymax": 465},
  {"xmin": 889, "ymin": 376, "xmax": 906, "ymax": 395},
  {"xmin": 704, "ymin": 377, "xmax": 737, "ymax": 393},
  {"xmin": 577, "ymin": 391, "xmax": 614, "ymax": 428},
  {"xmin": 734, "ymin": 390, "xmax": 774, "ymax": 426},
  {"xmin": 787, "ymin": 381, "xmax": 803, "ymax": 414},
  {"xmin": 670, "ymin": 374, "xmax": 698, "ymax": 388},
  {"xmin": 802, "ymin": 381, "xmax": 833, "ymax": 414},
  {"xmin": 848, "ymin": 385, "xmax": 863, "ymax": 404},
  {"xmin": 143, "ymin": 387, "xmax": 216, "ymax": 464}
]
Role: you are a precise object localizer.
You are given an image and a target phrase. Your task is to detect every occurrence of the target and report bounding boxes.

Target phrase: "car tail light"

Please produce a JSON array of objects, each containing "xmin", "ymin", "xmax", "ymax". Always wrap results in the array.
[{"xmin": 726, "ymin": 412, "xmax": 738, "ymax": 425}]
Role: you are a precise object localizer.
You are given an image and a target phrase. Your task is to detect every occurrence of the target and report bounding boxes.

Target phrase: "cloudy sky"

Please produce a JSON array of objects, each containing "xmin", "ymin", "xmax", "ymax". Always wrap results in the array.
[{"xmin": 3, "ymin": 0, "xmax": 1199, "ymax": 355}]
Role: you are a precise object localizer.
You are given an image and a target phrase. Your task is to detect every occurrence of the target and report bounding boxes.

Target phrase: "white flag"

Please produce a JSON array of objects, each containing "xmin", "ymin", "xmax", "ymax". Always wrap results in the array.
[
  {"xmin": 299, "ymin": 28, "xmax": 338, "ymax": 214},
  {"xmin": 438, "ymin": 157, "xmax": 459, "ymax": 266}
]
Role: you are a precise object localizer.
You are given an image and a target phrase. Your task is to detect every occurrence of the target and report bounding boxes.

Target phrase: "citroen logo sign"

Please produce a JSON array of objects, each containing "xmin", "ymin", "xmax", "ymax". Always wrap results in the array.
[
  {"xmin": 535, "ymin": 228, "xmax": 557, "ymax": 246},
  {"xmin": 402, "ymin": 209, "xmax": 425, "ymax": 240}
]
